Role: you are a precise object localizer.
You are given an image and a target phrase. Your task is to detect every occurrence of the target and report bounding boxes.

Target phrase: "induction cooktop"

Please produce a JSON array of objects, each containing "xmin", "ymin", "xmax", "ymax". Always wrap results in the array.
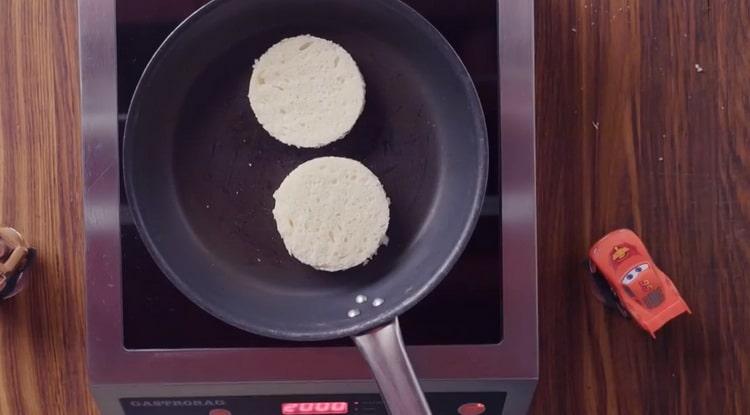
[{"xmin": 80, "ymin": 1, "xmax": 538, "ymax": 414}]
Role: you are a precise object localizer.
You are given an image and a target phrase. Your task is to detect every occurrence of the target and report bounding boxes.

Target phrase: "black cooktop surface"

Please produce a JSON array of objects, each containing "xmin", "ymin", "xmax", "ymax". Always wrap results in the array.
[{"xmin": 116, "ymin": 0, "xmax": 501, "ymax": 349}]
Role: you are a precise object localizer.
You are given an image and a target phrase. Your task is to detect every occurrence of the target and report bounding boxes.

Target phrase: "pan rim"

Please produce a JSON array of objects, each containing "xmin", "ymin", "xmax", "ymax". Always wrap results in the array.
[{"xmin": 123, "ymin": 0, "xmax": 489, "ymax": 342}]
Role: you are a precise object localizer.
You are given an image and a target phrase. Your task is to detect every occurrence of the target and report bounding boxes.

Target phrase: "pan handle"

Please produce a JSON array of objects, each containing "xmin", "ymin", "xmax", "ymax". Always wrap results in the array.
[{"xmin": 353, "ymin": 318, "xmax": 432, "ymax": 415}]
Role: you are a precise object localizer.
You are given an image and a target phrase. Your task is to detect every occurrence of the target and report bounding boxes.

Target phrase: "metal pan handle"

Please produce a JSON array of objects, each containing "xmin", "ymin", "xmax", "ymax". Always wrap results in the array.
[{"xmin": 353, "ymin": 318, "xmax": 432, "ymax": 415}]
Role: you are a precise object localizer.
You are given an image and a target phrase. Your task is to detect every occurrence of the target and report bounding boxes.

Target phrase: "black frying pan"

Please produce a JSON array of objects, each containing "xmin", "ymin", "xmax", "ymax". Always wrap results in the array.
[{"xmin": 123, "ymin": 0, "xmax": 487, "ymax": 413}]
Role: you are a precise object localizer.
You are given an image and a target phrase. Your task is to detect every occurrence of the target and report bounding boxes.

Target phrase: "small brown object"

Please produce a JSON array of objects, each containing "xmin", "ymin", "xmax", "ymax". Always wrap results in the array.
[
  {"xmin": 0, "ymin": 240, "xmax": 10, "ymax": 260},
  {"xmin": 0, "ymin": 227, "xmax": 30, "ymax": 278}
]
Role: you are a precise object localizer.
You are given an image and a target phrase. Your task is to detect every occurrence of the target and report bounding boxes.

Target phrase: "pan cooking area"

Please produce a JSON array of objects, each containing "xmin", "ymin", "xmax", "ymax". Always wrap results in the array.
[{"xmin": 117, "ymin": 0, "xmax": 501, "ymax": 349}]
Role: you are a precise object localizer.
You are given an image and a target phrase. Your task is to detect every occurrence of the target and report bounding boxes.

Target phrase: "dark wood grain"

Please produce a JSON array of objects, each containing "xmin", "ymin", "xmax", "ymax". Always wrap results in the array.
[
  {"xmin": 0, "ymin": 0, "xmax": 97, "ymax": 413},
  {"xmin": 533, "ymin": 0, "xmax": 750, "ymax": 413}
]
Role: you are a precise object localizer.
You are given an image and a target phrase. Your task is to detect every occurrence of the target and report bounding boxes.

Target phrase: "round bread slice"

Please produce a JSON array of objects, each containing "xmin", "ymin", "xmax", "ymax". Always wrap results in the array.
[
  {"xmin": 248, "ymin": 35, "xmax": 365, "ymax": 148},
  {"xmin": 273, "ymin": 157, "xmax": 390, "ymax": 272}
]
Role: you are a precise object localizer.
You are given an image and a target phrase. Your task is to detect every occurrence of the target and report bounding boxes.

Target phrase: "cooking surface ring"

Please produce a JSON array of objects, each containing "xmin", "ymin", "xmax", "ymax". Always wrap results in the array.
[{"xmin": 122, "ymin": 0, "xmax": 488, "ymax": 341}]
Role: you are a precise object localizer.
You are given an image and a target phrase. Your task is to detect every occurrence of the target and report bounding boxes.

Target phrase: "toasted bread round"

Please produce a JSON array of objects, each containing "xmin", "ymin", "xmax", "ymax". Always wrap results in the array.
[
  {"xmin": 272, "ymin": 157, "xmax": 390, "ymax": 271},
  {"xmin": 248, "ymin": 35, "xmax": 365, "ymax": 148}
]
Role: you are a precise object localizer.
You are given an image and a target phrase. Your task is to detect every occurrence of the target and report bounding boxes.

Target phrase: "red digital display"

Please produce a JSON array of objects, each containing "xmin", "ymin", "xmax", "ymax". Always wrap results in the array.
[{"xmin": 281, "ymin": 401, "xmax": 349, "ymax": 414}]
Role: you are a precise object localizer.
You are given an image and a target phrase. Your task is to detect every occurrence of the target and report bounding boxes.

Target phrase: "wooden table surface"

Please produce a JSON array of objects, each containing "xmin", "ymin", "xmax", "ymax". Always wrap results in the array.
[
  {"xmin": 532, "ymin": 0, "xmax": 750, "ymax": 413},
  {"xmin": 0, "ymin": 0, "xmax": 748, "ymax": 413}
]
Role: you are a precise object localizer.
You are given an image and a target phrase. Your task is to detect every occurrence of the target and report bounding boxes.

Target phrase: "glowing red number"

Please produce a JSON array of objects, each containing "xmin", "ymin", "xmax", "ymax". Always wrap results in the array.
[
  {"xmin": 283, "ymin": 402, "xmax": 348, "ymax": 414},
  {"xmin": 282, "ymin": 403, "xmax": 299, "ymax": 414}
]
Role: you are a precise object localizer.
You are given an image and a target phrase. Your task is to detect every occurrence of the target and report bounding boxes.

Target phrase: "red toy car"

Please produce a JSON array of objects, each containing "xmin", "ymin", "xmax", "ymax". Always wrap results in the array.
[{"xmin": 588, "ymin": 229, "xmax": 690, "ymax": 338}]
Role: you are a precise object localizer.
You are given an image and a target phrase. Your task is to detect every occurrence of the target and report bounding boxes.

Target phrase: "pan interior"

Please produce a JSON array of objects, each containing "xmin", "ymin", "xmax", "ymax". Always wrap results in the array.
[{"xmin": 124, "ymin": 0, "xmax": 487, "ymax": 340}]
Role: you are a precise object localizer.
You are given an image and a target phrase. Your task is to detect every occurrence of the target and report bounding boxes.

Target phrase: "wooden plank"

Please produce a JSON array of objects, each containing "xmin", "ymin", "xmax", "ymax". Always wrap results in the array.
[
  {"xmin": 0, "ymin": 0, "xmax": 97, "ymax": 413},
  {"xmin": 533, "ymin": 0, "xmax": 750, "ymax": 413}
]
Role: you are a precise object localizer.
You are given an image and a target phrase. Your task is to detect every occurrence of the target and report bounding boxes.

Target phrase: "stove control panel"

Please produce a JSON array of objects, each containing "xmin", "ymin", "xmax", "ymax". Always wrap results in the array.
[{"xmin": 121, "ymin": 392, "xmax": 506, "ymax": 415}]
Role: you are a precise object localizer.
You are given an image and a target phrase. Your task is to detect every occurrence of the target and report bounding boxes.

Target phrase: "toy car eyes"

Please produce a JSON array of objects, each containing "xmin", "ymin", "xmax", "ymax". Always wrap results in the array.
[
  {"xmin": 633, "ymin": 264, "xmax": 649, "ymax": 274},
  {"xmin": 623, "ymin": 263, "xmax": 649, "ymax": 285},
  {"xmin": 623, "ymin": 273, "xmax": 637, "ymax": 285}
]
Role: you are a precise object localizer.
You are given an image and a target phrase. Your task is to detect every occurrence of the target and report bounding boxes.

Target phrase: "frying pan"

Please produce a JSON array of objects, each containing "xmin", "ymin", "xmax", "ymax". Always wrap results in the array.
[{"xmin": 123, "ymin": 0, "xmax": 488, "ymax": 413}]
